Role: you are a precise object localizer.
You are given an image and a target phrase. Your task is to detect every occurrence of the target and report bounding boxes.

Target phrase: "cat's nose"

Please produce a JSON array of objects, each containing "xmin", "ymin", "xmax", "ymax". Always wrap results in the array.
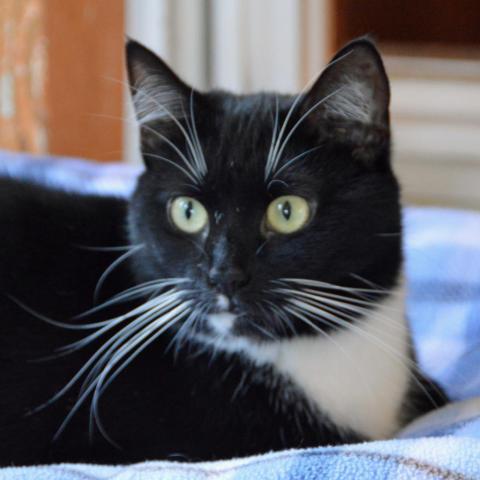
[{"xmin": 208, "ymin": 266, "xmax": 250, "ymax": 295}]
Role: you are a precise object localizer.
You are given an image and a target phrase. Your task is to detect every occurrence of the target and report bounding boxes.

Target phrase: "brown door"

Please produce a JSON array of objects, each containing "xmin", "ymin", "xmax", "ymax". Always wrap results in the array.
[{"xmin": 0, "ymin": 0, "xmax": 124, "ymax": 161}]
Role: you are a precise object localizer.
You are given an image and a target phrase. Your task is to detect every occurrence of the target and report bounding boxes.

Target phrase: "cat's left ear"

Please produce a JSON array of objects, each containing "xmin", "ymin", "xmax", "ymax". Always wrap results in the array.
[
  {"xmin": 302, "ymin": 37, "xmax": 390, "ymax": 128},
  {"xmin": 126, "ymin": 39, "xmax": 193, "ymax": 126}
]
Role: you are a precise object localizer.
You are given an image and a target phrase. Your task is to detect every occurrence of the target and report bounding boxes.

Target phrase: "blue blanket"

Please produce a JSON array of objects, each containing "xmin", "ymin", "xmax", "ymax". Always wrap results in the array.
[{"xmin": 1, "ymin": 153, "xmax": 480, "ymax": 479}]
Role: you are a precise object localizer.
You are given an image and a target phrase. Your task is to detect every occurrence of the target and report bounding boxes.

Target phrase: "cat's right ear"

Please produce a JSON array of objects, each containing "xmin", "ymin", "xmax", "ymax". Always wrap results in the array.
[{"xmin": 126, "ymin": 39, "xmax": 192, "ymax": 126}]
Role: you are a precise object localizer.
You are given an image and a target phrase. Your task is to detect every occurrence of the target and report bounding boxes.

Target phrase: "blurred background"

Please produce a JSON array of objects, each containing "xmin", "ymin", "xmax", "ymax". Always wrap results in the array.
[{"xmin": 1, "ymin": 0, "xmax": 479, "ymax": 209}]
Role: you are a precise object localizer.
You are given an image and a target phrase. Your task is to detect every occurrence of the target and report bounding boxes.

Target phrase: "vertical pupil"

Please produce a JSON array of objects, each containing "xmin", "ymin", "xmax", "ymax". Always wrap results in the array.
[
  {"xmin": 282, "ymin": 201, "xmax": 291, "ymax": 220},
  {"xmin": 185, "ymin": 201, "xmax": 193, "ymax": 220}
]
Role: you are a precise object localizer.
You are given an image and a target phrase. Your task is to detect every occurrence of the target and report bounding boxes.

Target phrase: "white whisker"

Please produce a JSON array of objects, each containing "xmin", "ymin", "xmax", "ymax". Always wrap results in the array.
[
  {"xmin": 76, "ymin": 278, "xmax": 189, "ymax": 319},
  {"xmin": 92, "ymin": 113, "xmax": 202, "ymax": 185},
  {"xmin": 273, "ymin": 87, "xmax": 345, "ymax": 178},
  {"xmin": 93, "ymin": 244, "xmax": 145, "ymax": 303},
  {"xmin": 264, "ymin": 299, "xmax": 297, "ymax": 335},
  {"xmin": 134, "ymin": 86, "xmax": 203, "ymax": 178},
  {"xmin": 29, "ymin": 291, "xmax": 184, "ymax": 415},
  {"xmin": 68, "ymin": 291, "xmax": 184, "ymax": 356},
  {"xmin": 104, "ymin": 76, "xmax": 207, "ymax": 183},
  {"xmin": 269, "ymin": 145, "xmax": 323, "ymax": 181},
  {"xmin": 272, "ymin": 287, "xmax": 404, "ymax": 334},
  {"xmin": 265, "ymin": 95, "xmax": 280, "ymax": 178},
  {"xmin": 284, "ymin": 296, "xmax": 441, "ymax": 409},
  {"xmin": 88, "ymin": 303, "xmax": 192, "ymax": 442},
  {"xmin": 142, "ymin": 153, "xmax": 200, "ymax": 186},
  {"xmin": 276, "ymin": 277, "xmax": 391, "ymax": 295},
  {"xmin": 72, "ymin": 244, "xmax": 141, "ymax": 252},
  {"xmin": 285, "ymin": 304, "xmax": 377, "ymax": 403},
  {"xmin": 52, "ymin": 301, "xmax": 191, "ymax": 443},
  {"xmin": 265, "ymin": 90, "xmax": 305, "ymax": 179},
  {"xmin": 265, "ymin": 49, "xmax": 353, "ymax": 180},
  {"xmin": 284, "ymin": 291, "xmax": 406, "ymax": 341},
  {"xmin": 188, "ymin": 89, "xmax": 207, "ymax": 176}
]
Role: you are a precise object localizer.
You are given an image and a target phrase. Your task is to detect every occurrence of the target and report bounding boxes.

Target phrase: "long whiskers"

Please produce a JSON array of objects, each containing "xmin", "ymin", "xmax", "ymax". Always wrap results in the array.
[
  {"xmin": 264, "ymin": 49, "xmax": 354, "ymax": 181},
  {"xmin": 94, "ymin": 244, "xmax": 145, "ymax": 303},
  {"xmin": 100, "ymin": 76, "xmax": 207, "ymax": 184},
  {"xmin": 268, "ymin": 145, "xmax": 323, "ymax": 185},
  {"xmin": 73, "ymin": 244, "xmax": 140, "ymax": 252},
  {"xmin": 283, "ymin": 303, "xmax": 377, "ymax": 403},
  {"xmin": 271, "ymin": 279, "xmax": 443, "ymax": 409},
  {"xmin": 142, "ymin": 152, "xmax": 200, "ymax": 188},
  {"xmin": 86, "ymin": 302, "xmax": 193, "ymax": 444},
  {"xmin": 272, "ymin": 287, "xmax": 406, "ymax": 335},
  {"xmin": 27, "ymin": 288, "xmax": 185, "ymax": 407},
  {"xmin": 16, "ymin": 273, "xmax": 196, "ymax": 447},
  {"xmin": 274, "ymin": 277, "xmax": 392, "ymax": 296},
  {"xmin": 269, "ymin": 87, "xmax": 344, "ymax": 180}
]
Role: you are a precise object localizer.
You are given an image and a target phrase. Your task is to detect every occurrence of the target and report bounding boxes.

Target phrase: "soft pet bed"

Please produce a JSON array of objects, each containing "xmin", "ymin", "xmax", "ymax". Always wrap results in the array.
[{"xmin": 1, "ymin": 151, "xmax": 480, "ymax": 479}]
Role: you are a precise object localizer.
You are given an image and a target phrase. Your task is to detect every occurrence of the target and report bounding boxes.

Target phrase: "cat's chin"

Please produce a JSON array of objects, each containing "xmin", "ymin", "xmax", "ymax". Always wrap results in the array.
[
  {"xmin": 194, "ymin": 306, "xmax": 275, "ymax": 347},
  {"xmin": 207, "ymin": 312, "xmax": 237, "ymax": 336},
  {"xmin": 205, "ymin": 308, "xmax": 279, "ymax": 343},
  {"xmin": 193, "ymin": 330, "xmax": 274, "ymax": 359}
]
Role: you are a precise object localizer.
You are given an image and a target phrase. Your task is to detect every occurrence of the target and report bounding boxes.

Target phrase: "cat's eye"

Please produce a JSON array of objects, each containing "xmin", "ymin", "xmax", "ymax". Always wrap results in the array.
[
  {"xmin": 265, "ymin": 195, "xmax": 310, "ymax": 234},
  {"xmin": 169, "ymin": 196, "xmax": 208, "ymax": 234}
]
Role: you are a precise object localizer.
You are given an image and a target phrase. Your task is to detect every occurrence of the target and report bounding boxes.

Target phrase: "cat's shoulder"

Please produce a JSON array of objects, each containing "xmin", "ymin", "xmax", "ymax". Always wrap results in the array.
[{"xmin": 0, "ymin": 174, "xmax": 128, "ymax": 290}]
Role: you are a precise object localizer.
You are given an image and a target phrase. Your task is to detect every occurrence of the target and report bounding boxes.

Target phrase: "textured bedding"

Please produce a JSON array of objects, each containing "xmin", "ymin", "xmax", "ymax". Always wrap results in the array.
[{"xmin": 1, "ymin": 151, "xmax": 479, "ymax": 479}]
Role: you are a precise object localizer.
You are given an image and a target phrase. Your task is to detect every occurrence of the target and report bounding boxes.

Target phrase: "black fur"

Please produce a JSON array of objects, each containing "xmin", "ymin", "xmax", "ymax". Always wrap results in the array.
[{"xmin": 0, "ymin": 38, "xmax": 445, "ymax": 465}]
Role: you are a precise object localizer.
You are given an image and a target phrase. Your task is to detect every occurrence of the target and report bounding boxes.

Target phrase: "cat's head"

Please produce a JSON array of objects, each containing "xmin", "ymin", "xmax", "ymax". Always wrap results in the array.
[{"xmin": 126, "ymin": 38, "xmax": 401, "ymax": 346}]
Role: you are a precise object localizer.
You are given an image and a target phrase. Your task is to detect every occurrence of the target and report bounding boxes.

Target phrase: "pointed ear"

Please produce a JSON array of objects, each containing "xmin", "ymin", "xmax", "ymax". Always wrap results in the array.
[
  {"xmin": 126, "ymin": 39, "xmax": 191, "ymax": 125},
  {"xmin": 303, "ymin": 38, "xmax": 390, "ymax": 128}
]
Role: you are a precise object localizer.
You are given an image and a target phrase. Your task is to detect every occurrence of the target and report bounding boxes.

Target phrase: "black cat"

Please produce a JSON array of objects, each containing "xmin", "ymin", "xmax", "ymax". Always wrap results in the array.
[{"xmin": 0, "ymin": 38, "xmax": 445, "ymax": 465}]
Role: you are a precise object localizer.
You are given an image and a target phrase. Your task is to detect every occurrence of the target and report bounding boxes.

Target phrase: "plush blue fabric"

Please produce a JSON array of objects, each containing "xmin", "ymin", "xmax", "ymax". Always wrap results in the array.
[
  {"xmin": 0, "ymin": 151, "xmax": 139, "ymax": 196},
  {"xmin": 1, "ymin": 152, "xmax": 480, "ymax": 479},
  {"xmin": 405, "ymin": 208, "xmax": 480, "ymax": 405}
]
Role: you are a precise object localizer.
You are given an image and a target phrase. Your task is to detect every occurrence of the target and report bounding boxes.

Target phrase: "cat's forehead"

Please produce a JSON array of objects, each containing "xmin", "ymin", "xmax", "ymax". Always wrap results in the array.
[
  {"xmin": 213, "ymin": 92, "xmax": 291, "ymax": 139},
  {"xmin": 146, "ymin": 92, "xmax": 326, "ymax": 198},
  {"xmin": 202, "ymin": 158, "xmax": 266, "ymax": 206},
  {"xmin": 202, "ymin": 93, "xmax": 299, "ymax": 181}
]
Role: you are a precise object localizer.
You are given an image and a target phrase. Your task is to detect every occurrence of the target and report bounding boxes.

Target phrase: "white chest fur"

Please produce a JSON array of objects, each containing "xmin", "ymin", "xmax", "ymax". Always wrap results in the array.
[{"xmin": 205, "ymin": 284, "xmax": 411, "ymax": 440}]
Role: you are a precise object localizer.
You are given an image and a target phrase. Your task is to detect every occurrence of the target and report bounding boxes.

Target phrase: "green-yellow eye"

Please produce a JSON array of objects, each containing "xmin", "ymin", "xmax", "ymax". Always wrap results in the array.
[
  {"xmin": 265, "ymin": 195, "xmax": 310, "ymax": 234},
  {"xmin": 169, "ymin": 196, "xmax": 208, "ymax": 234}
]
